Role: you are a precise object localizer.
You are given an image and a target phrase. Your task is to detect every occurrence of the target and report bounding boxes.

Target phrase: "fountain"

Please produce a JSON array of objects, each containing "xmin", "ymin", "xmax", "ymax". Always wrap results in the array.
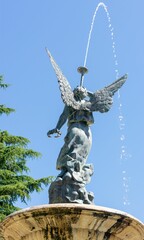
[
  {"xmin": 1, "ymin": 204, "xmax": 144, "ymax": 240},
  {"xmin": 0, "ymin": 2, "xmax": 143, "ymax": 240}
]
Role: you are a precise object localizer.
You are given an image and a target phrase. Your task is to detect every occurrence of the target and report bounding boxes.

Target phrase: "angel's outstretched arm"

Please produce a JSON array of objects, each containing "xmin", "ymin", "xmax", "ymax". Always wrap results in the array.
[
  {"xmin": 56, "ymin": 106, "xmax": 68, "ymax": 130},
  {"xmin": 47, "ymin": 106, "xmax": 68, "ymax": 138}
]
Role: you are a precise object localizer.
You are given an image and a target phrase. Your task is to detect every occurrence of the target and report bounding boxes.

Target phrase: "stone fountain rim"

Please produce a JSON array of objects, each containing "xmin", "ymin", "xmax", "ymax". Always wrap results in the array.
[{"xmin": 1, "ymin": 203, "xmax": 143, "ymax": 226}]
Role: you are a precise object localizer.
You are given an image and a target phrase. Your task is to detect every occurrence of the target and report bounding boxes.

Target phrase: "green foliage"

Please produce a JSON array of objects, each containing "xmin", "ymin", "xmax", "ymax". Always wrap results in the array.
[
  {"xmin": 0, "ymin": 77, "xmax": 53, "ymax": 222},
  {"xmin": 0, "ymin": 105, "xmax": 15, "ymax": 115},
  {"xmin": 0, "ymin": 130, "xmax": 53, "ymax": 222},
  {"xmin": 0, "ymin": 76, "xmax": 15, "ymax": 115},
  {"xmin": 0, "ymin": 75, "xmax": 9, "ymax": 88}
]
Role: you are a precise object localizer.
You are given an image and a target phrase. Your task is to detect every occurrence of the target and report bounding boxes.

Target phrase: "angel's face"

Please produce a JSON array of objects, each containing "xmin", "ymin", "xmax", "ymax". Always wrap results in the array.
[{"xmin": 73, "ymin": 87, "xmax": 87, "ymax": 100}]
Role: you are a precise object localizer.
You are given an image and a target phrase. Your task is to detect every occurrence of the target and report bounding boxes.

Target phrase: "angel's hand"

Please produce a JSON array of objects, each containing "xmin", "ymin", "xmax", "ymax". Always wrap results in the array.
[{"xmin": 47, "ymin": 128, "xmax": 62, "ymax": 138}]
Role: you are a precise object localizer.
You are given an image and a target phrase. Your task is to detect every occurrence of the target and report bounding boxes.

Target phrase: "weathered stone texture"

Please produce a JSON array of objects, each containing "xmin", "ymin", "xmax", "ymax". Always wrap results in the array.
[{"xmin": 0, "ymin": 204, "xmax": 144, "ymax": 240}]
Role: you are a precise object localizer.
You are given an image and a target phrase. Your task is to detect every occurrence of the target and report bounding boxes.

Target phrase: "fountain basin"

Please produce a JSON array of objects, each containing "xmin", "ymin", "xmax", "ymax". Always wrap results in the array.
[{"xmin": 0, "ymin": 204, "xmax": 144, "ymax": 240}]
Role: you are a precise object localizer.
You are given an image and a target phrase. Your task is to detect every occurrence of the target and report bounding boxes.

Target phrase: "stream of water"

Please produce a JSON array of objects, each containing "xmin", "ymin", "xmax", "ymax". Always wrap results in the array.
[{"xmin": 84, "ymin": 2, "xmax": 130, "ymax": 206}]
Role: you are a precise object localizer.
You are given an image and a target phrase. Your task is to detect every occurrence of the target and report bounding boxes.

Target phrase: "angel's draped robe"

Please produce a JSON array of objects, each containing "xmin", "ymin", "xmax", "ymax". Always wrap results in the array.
[{"xmin": 56, "ymin": 107, "xmax": 94, "ymax": 178}]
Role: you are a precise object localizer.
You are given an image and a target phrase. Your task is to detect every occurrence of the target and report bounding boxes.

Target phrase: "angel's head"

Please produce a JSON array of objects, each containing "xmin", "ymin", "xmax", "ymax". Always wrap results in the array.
[{"xmin": 73, "ymin": 86, "xmax": 87, "ymax": 100}]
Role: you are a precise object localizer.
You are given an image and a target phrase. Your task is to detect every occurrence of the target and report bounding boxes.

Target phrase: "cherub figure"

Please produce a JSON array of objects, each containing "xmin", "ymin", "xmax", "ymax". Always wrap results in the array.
[{"xmin": 47, "ymin": 50, "xmax": 127, "ymax": 204}]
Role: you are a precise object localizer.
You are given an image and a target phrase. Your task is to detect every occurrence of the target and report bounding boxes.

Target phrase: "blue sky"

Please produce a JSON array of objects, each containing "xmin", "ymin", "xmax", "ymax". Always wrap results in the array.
[{"xmin": 0, "ymin": 1, "xmax": 144, "ymax": 222}]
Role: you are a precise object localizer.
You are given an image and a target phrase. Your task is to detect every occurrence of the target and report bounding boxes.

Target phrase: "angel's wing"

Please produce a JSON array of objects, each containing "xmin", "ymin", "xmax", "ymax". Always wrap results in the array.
[
  {"xmin": 47, "ymin": 49, "xmax": 127, "ymax": 113},
  {"xmin": 105, "ymin": 74, "xmax": 128, "ymax": 96},
  {"xmin": 84, "ymin": 74, "xmax": 127, "ymax": 113},
  {"xmin": 46, "ymin": 49, "xmax": 80, "ymax": 109}
]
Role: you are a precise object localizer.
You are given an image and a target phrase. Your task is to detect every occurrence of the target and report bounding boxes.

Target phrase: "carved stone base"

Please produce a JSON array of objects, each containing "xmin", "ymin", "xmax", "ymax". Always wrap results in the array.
[
  {"xmin": 1, "ymin": 204, "xmax": 144, "ymax": 240},
  {"xmin": 49, "ymin": 176, "xmax": 94, "ymax": 204},
  {"xmin": 49, "ymin": 166, "xmax": 94, "ymax": 204}
]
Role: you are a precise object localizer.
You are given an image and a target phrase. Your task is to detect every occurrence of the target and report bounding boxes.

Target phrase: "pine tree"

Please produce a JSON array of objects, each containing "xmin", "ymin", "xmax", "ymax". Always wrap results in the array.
[
  {"xmin": 0, "ymin": 77, "xmax": 52, "ymax": 222},
  {"xmin": 0, "ymin": 76, "xmax": 15, "ymax": 115}
]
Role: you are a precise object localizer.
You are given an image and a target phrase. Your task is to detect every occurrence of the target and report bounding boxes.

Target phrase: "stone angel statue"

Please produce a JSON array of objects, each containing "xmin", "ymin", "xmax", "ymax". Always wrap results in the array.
[{"xmin": 46, "ymin": 49, "xmax": 127, "ymax": 204}]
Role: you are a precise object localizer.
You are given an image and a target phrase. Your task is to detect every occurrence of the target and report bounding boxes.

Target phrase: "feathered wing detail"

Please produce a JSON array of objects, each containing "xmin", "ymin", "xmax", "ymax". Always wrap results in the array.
[
  {"xmin": 84, "ymin": 74, "xmax": 128, "ymax": 113},
  {"xmin": 47, "ymin": 49, "xmax": 80, "ymax": 109},
  {"xmin": 104, "ymin": 74, "xmax": 128, "ymax": 95},
  {"xmin": 47, "ymin": 49, "xmax": 127, "ymax": 113}
]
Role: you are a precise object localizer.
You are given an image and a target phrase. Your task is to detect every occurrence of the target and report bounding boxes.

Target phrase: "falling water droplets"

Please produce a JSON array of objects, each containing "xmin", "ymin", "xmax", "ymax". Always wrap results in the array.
[
  {"xmin": 119, "ymin": 102, "xmax": 131, "ymax": 206},
  {"xmin": 120, "ymin": 135, "xmax": 125, "ymax": 141},
  {"xmin": 122, "ymin": 170, "xmax": 131, "ymax": 206},
  {"xmin": 119, "ymin": 86, "xmax": 131, "ymax": 206},
  {"xmin": 84, "ymin": 2, "xmax": 130, "ymax": 206}
]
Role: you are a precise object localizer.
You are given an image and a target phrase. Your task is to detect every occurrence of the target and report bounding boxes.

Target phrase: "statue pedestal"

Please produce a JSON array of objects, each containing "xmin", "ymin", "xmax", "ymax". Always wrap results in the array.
[{"xmin": 1, "ymin": 204, "xmax": 144, "ymax": 240}]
